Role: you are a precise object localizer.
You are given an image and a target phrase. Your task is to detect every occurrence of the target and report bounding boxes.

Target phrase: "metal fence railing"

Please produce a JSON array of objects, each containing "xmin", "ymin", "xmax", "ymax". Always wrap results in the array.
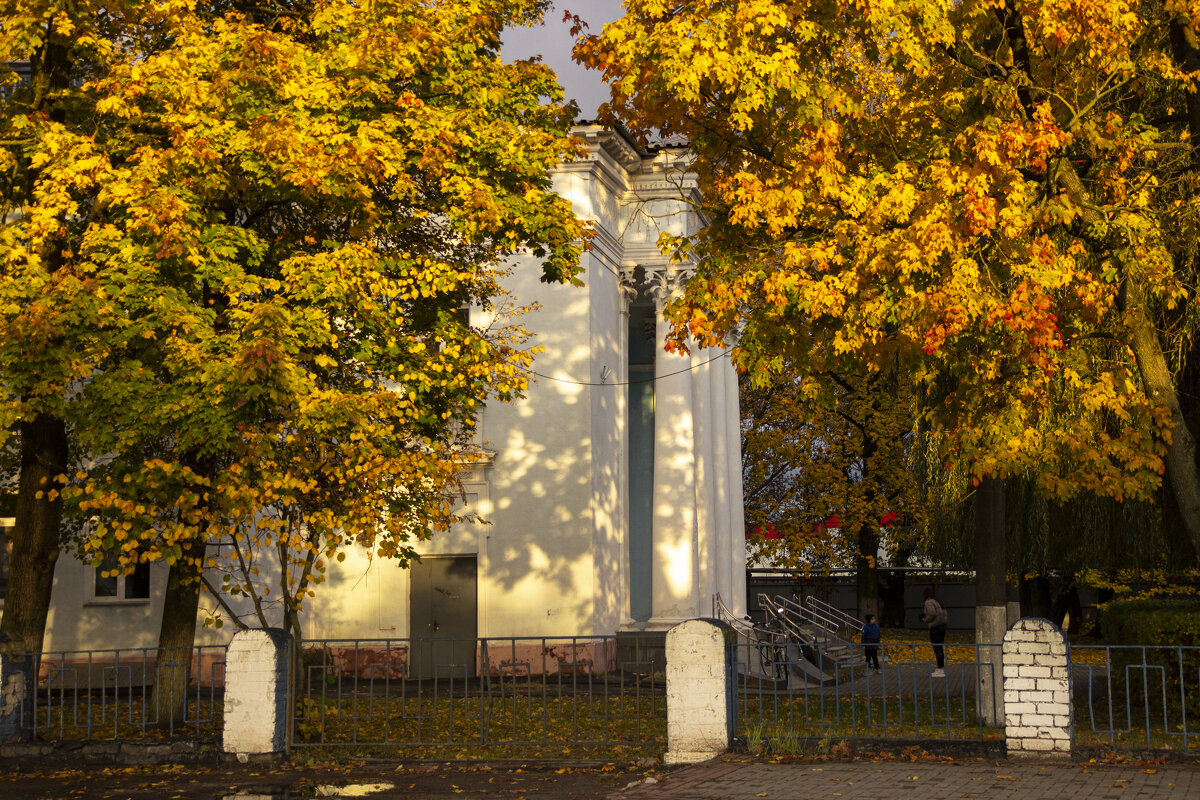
[
  {"xmin": 735, "ymin": 640, "xmax": 1003, "ymax": 749},
  {"xmin": 1070, "ymin": 644, "xmax": 1200, "ymax": 751},
  {"xmin": 11, "ymin": 635, "xmax": 1194, "ymax": 757},
  {"xmin": 4, "ymin": 645, "xmax": 226, "ymax": 742},
  {"xmin": 291, "ymin": 636, "xmax": 665, "ymax": 757}
]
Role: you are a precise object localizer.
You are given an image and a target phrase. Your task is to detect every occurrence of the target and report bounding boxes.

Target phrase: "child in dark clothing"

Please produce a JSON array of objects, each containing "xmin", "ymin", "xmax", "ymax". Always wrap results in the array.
[{"xmin": 861, "ymin": 614, "xmax": 881, "ymax": 671}]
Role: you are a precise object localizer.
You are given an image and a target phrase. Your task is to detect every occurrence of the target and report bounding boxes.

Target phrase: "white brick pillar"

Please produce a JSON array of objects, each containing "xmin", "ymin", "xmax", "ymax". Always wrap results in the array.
[
  {"xmin": 222, "ymin": 628, "xmax": 293, "ymax": 759},
  {"xmin": 0, "ymin": 654, "xmax": 33, "ymax": 741},
  {"xmin": 664, "ymin": 619, "xmax": 735, "ymax": 765},
  {"xmin": 1002, "ymin": 618, "xmax": 1072, "ymax": 758}
]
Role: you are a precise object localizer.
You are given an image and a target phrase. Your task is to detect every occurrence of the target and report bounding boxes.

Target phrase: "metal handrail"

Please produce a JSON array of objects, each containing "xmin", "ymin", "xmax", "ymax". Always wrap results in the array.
[
  {"xmin": 771, "ymin": 593, "xmax": 839, "ymax": 637},
  {"xmin": 713, "ymin": 592, "xmax": 760, "ymax": 638},
  {"xmin": 804, "ymin": 595, "xmax": 864, "ymax": 634},
  {"xmin": 757, "ymin": 593, "xmax": 819, "ymax": 645}
]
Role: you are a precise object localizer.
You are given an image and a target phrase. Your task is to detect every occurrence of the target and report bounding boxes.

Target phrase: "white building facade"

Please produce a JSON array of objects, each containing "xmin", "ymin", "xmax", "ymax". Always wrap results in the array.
[{"xmin": 33, "ymin": 125, "xmax": 746, "ymax": 654}]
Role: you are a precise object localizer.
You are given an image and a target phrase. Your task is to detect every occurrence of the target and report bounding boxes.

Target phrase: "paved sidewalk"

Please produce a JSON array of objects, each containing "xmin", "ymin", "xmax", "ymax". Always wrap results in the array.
[{"xmin": 612, "ymin": 758, "xmax": 1200, "ymax": 800}]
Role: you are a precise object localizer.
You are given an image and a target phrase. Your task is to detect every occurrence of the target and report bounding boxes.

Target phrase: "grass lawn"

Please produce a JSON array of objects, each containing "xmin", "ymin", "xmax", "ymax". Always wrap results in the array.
[
  {"xmin": 877, "ymin": 628, "xmax": 1109, "ymax": 666},
  {"xmin": 32, "ymin": 696, "xmax": 222, "ymax": 741},
  {"xmin": 291, "ymin": 691, "xmax": 667, "ymax": 759},
  {"xmin": 738, "ymin": 693, "xmax": 1002, "ymax": 749}
]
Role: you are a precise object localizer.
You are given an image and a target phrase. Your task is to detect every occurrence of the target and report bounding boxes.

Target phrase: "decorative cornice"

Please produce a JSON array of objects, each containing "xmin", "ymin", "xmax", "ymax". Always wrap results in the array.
[
  {"xmin": 555, "ymin": 155, "xmax": 630, "ymax": 199},
  {"xmin": 454, "ymin": 447, "xmax": 496, "ymax": 469},
  {"xmin": 550, "ymin": 125, "xmax": 702, "ymax": 307},
  {"xmin": 572, "ymin": 123, "xmax": 643, "ymax": 171},
  {"xmin": 619, "ymin": 241, "xmax": 697, "ymax": 271}
]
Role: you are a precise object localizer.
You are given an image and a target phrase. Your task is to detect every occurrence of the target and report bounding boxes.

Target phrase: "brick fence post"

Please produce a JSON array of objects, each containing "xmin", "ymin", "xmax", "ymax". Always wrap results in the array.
[
  {"xmin": 222, "ymin": 628, "xmax": 293, "ymax": 760},
  {"xmin": 664, "ymin": 619, "xmax": 736, "ymax": 765},
  {"xmin": 0, "ymin": 654, "xmax": 33, "ymax": 742},
  {"xmin": 1002, "ymin": 618, "xmax": 1072, "ymax": 758}
]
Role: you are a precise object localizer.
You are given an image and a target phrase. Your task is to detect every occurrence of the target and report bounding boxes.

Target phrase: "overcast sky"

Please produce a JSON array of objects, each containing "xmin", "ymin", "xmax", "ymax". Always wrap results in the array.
[{"xmin": 501, "ymin": 0, "xmax": 625, "ymax": 119}]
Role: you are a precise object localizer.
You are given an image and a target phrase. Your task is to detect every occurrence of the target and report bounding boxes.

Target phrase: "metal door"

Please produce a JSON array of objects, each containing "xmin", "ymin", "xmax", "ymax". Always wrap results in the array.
[{"xmin": 409, "ymin": 556, "xmax": 477, "ymax": 679}]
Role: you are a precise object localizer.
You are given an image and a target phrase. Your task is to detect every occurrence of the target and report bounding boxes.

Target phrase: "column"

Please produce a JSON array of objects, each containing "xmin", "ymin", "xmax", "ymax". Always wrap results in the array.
[
  {"xmin": 708, "ymin": 346, "xmax": 732, "ymax": 613},
  {"xmin": 722, "ymin": 354, "xmax": 748, "ymax": 617},
  {"xmin": 0, "ymin": 654, "xmax": 32, "ymax": 741},
  {"xmin": 691, "ymin": 346, "xmax": 717, "ymax": 614},
  {"xmin": 649, "ymin": 270, "xmax": 698, "ymax": 626},
  {"xmin": 664, "ymin": 619, "xmax": 736, "ymax": 764},
  {"xmin": 1003, "ymin": 618, "xmax": 1073, "ymax": 757}
]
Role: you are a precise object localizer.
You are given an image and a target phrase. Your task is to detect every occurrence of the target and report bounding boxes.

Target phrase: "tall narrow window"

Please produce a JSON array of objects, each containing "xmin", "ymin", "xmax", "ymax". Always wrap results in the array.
[{"xmin": 627, "ymin": 297, "xmax": 656, "ymax": 623}]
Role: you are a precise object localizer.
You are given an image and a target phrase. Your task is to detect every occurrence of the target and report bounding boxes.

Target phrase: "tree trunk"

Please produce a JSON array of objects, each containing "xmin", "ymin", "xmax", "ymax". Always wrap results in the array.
[
  {"xmin": 975, "ymin": 475, "xmax": 1007, "ymax": 727},
  {"xmin": 1052, "ymin": 172, "xmax": 1200, "ymax": 563},
  {"xmin": 1006, "ymin": 578, "xmax": 1021, "ymax": 628},
  {"xmin": 855, "ymin": 524, "xmax": 880, "ymax": 622},
  {"xmin": 1127, "ymin": 293, "xmax": 1200, "ymax": 562},
  {"xmin": 151, "ymin": 539, "xmax": 206, "ymax": 732},
  {"xmin": 1127, "ymin": 18, "xmax": 1200, "ymax": 561},
  {"xmin": 855, "ymin": 427, "xmax": 881, "ymax": 622},
  {"xmin": 878, "ymin": 566, "xmax": 908, "ymax": 628},
  {"xmin": 0, "ymin": 414, "xmax": 68, "ymax": 657},
  {"xmin": 1019, "ymin": 575, "xmax": 1055, "ymax": 619},
  {"xmin": 1052, "ymin": 587, "xmax": 1083, "ymax": 634},
  {"xmin": 1045, "ymin": 19, "xmax": 1200, "ymax": 562}
]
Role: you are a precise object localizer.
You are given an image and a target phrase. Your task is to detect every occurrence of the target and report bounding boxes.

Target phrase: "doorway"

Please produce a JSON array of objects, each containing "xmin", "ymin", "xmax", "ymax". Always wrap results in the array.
[{"xmin": 409, "ymin": 555, "xmax": 477, "ymax": 679}]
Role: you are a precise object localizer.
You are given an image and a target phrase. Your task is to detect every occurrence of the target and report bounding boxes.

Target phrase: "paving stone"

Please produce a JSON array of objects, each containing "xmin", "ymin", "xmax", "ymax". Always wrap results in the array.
[{"xmin": 610, "ymin": 759, "xmax": 1200, "ymax": 800}]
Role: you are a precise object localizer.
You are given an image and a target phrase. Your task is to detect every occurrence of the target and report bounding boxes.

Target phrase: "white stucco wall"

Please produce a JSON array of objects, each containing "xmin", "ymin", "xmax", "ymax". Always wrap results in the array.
[
  {"xmin": 480, "ymin": 250, "xmax": 600, "ymax": 636},
  {"xmin": 42, "ymin": 554, "xmax": 174, "ymax": 653},
  {"xmin": 41, "ymin": 541, "xmax": 420, "ymax": 651}
]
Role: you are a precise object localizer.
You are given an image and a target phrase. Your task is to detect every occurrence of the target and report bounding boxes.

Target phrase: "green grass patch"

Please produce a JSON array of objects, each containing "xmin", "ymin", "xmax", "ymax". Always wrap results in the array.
[
  {"xmin": 31, "ymin": 695, "xmax": 222, "ymax": 741},
  {"xmin": 738, "ymin": 693, "xmax": 1001, "ymax": 745},
  {"xmin": 292, "ymin": 690, "xmax": 667, "ymax": 759}
]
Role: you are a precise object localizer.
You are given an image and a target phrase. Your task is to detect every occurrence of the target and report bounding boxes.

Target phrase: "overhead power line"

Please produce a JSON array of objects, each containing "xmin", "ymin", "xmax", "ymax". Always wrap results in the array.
[{"xmin": 516, "ymin": 348, "xmax": 732, "ymax": 387}]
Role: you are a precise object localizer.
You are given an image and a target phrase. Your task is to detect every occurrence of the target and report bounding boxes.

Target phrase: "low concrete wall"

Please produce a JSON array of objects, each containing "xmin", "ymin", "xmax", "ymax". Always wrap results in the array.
[{"xmin": 0, "ymin": 739, "xmax": 220, "ymax": 764}]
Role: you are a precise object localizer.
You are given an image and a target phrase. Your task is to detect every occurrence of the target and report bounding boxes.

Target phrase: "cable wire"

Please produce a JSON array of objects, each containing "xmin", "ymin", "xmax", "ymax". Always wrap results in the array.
[{"xmin": 516, "ymin": 348, "xmax": 732, "ymax": 387}]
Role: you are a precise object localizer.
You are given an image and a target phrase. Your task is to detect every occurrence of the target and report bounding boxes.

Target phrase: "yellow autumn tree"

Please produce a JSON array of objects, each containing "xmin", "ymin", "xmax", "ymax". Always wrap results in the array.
[
  {"xmin": 579, "ymin": 0, "xmax": 1200, "ymax": 564},
  {"xmin": 0, "ymin": 0, "xmax": 586, "ymax": 731}
]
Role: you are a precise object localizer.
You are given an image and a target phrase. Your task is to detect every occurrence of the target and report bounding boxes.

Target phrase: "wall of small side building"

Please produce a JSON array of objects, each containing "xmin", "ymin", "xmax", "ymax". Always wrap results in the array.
[{"xmin": 38, "ymin": 544, "xmax": 394, "ymax": 652}]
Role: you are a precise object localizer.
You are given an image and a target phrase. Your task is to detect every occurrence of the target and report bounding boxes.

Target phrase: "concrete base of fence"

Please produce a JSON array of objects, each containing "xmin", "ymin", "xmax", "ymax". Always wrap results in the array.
[
  {"xmin": 663, "ymin": 619, "xmax": 735, "ymax": 765},
  {"xmin": 0, "ymin": 739, "xmax": 220, "ymax": 765},
  {"xmin": 0, "ymin": 654, "xmax": 32, "ymax": 742},
  {"xmin": 222, "ymin": 629, "xmax": 292, "ymax": 759},
  {"xmin": 1003, "ymin": 618, "xmax": 1072, "ymax": 758}
]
